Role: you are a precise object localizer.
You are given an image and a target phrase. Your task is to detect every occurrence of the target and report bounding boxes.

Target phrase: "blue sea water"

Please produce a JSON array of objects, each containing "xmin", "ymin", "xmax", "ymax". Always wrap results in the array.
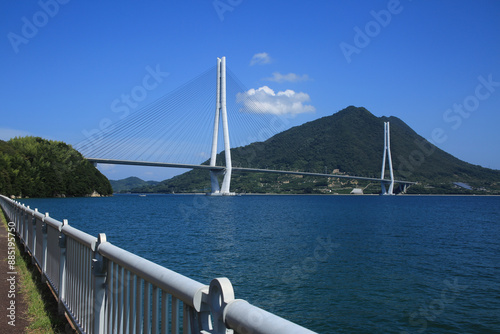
[{"xmin": 19, "ymin": 195, "xmax": 500, "ymax": 333}]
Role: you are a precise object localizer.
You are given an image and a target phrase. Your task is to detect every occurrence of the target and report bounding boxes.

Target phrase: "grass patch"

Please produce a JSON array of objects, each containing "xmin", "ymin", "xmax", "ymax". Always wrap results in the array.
[{"xmin": 0, "ymin": 208, "xmax": 74, "ymax": 334}]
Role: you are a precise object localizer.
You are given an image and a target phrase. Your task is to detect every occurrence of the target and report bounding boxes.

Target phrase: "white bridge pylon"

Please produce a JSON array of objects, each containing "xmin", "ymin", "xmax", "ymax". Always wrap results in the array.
[
  {"xmin": 380, "ymin": 121, "xmax": 395, "ymax": 195},
  {"xmin": 209, "ymin": 57, "xmax": 235, "ymax": 196}
]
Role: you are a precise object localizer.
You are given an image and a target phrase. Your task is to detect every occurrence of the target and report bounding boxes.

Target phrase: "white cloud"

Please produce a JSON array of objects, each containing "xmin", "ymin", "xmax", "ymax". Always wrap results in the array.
[
  {"xmin": 250, "ymin": 52, "xmax": 271, "ymax": 66},
  {"xmin": 236, "ymin": 86, "xmax": 316, "ymax": 116},
  {"xmin": 265, "ymin": 72, "xmax": 311, "ymax": 83},
  {"xmin": 0, "ymin": 128, "xmax": 31, "ymax": 141}
]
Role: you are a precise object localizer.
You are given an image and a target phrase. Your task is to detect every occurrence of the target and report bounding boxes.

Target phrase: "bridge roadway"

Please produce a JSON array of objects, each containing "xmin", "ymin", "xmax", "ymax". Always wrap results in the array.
[{"xmin": 87, "ymin": 158, "xmax": 416, "ymax": 185}]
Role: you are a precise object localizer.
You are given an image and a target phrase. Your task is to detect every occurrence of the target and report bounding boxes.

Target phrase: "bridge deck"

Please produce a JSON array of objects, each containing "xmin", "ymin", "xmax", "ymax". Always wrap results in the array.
[{"xmin": 87, "ymin": 158, "xmax": 416, "ymax": 185}]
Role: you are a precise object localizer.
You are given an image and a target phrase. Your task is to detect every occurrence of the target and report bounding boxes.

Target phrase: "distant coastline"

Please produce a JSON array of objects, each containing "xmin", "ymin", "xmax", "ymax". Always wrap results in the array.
[{"xmin": 112, "ymin": 192, "xmax": 500, "ymax": 197}]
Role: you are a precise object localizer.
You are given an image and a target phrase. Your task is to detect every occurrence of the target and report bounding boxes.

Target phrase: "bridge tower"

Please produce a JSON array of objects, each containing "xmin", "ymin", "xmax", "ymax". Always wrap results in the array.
[
  {"xmin": 209, "ymin": 57, "xmax": 235, "ymax": 195},
  {"xmin": 381, "ymin": 122, "xmax": 395, "ymax": 195}
]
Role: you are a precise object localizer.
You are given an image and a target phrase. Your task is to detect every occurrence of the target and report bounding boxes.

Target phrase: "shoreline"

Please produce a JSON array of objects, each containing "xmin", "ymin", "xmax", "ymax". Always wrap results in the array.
[
  {"xmin": 113, "ymin": 192, "xmax": 500, "ymax": 197},
  {"xmin": 10, "ymin": 192, "xmax": 500, "ymax": 199}
]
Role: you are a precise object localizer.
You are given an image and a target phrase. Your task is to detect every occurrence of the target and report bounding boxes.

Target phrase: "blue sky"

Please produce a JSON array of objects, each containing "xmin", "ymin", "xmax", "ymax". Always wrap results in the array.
[{"xmin": 1, "ymin": 0, "xmax": 499, "ymax": 181}]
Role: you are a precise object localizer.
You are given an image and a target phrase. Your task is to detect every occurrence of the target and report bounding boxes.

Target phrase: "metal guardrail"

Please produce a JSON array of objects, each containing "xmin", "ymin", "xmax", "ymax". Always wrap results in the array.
[{"xmin": 0, "ymin": 195, "xmax": 317, "ymax": 334}]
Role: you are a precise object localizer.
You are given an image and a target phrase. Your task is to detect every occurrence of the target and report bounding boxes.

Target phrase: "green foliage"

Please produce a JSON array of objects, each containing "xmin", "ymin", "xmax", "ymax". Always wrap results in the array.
[
  {"xmin": 0, "ymin": 136, "xmax": 112, "ymax": 198},
  {"xmin": 130, "ymin": 106, "xmax": 500, "ymax": 194}
]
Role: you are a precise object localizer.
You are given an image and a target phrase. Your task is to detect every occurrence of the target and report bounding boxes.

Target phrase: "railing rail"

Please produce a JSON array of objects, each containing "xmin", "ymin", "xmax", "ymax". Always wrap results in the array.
[{"xmin": 0, "ymin": 194, "xmax": 318, "ymax": 334}]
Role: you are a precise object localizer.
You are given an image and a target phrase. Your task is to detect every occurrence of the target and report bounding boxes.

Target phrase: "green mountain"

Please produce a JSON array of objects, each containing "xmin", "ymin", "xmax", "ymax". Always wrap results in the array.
[
  {"xmin": 110, "ymin": 177, "xmax": 159, "ymax": 193},
  {"xmin": 0, "ymin": 137, "xmax": 113, "ymax": 198},
  {"xmin": 132, "ymin": 106, "xmax": 500, "ymax": 195}
]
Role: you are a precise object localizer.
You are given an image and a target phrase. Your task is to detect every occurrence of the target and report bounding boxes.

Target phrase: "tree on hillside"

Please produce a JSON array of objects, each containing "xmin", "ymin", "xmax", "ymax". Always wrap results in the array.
[{"xmin": 0, "ymin": 137, "xmax": 112, "ymax": 198}]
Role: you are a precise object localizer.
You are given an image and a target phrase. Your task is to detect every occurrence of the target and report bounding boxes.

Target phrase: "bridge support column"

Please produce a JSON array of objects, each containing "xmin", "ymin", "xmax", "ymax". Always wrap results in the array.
[
  {"xmin": 381, "ymin": 122, "xmax": 395, "ymax": 195},
  {"xmin": 209, "ymin": 57, "xmax": 234, "ymax": 196}
]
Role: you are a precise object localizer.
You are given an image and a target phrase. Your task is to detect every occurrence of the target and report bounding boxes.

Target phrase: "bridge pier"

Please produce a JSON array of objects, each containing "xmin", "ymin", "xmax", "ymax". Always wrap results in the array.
[{"xmin": 209, "ymin": 169, "xmax": 235, "ymax": 196}]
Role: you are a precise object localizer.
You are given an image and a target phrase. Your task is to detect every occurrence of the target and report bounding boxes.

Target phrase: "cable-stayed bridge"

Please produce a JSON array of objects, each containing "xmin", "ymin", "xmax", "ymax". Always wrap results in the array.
[{"xmin": 78, "ymin": 57, "xmax": 415, "ymax": 195}]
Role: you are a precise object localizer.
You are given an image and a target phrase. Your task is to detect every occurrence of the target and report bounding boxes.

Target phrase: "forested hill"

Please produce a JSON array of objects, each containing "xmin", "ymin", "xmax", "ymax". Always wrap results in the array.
[
  {"xmin": 109, "ymin": 177, "xmax": 159, "ymax": 193},
  {"xmin": 0, "ymin": 137, "xmax": 112, "ymax": 198},
  {"xmin": 132, "ymin": 106, "xmax": 500, "ymax": 194}
]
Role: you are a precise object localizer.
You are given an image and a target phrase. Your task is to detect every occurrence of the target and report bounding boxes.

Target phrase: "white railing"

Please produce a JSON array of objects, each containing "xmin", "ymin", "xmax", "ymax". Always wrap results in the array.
[{"xmin": 0, "ymin": 195, "xmax": 317, "ymax": 334}]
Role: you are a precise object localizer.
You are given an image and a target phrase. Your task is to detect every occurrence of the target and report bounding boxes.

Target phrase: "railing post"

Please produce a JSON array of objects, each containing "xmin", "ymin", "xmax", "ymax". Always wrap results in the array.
[
  {"xmin": 22, "ymin": 207, "xmax": 29, "ymax": 251},
  {"xmin": 208, "ymin": 278, "xmax": 235, "ymax": 334},
  {"xmin": 41, "ymin": 213, "xmax": 48, "ymax": 283},
  {"xmin": 93, "ymin": 233, "xmax": 108, "ymax": 334},
  {"xmin": 191, "ymin": 285, "xmax": 211, "ymax": 333},
  {"xmin": 21, "ymin": 206, "xmax": 25, "ymax": 234},
  {"xmin": 31, "ymin": 209, "xmax": 37, "ymax": 263},
  {"xmin": 18, "ymin": 206, "xmax": 23, "ymax": 242},
  {"xmin": 16, "ymin": 203, "xmax": 21, "ymax": 232},
  {"xmin": 58, "ymin": 219, "xmax": 68, "ymax": 315},
  {"xmin": 13, "ymin": 202, "xmax": 18, "ymax": 226},
  {"xmin": 13, "ymin": 203, "xmax": 18, "ymax": 231}
]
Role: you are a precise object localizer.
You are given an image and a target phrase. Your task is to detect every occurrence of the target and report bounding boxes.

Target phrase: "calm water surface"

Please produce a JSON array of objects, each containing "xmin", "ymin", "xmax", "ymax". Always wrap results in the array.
[{"xmin": 20, "ymin": 195, "xmax": 500, "ymax": 333}]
